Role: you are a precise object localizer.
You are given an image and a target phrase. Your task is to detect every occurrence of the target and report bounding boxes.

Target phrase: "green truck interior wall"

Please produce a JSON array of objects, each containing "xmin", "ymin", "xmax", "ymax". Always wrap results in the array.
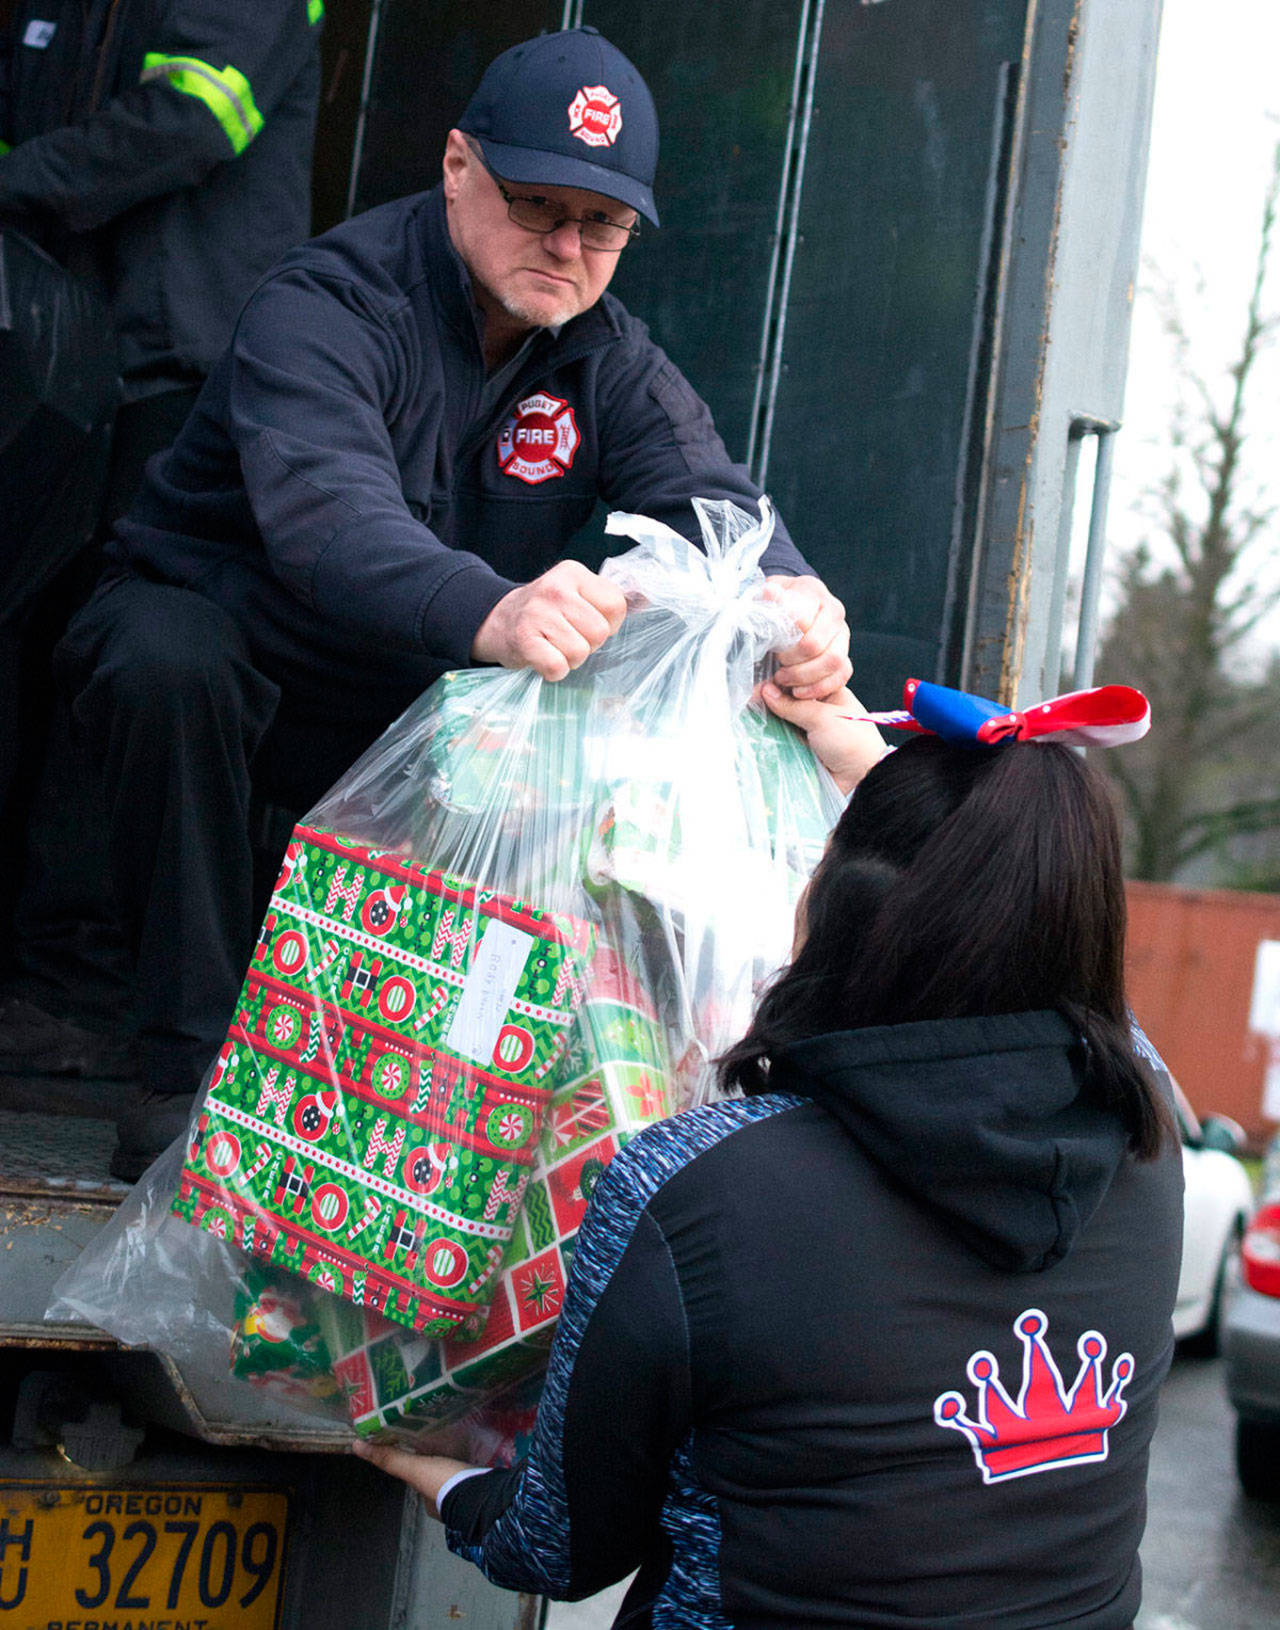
[{"xmin": 326, "ymin": 0, "xmax": 1027, "ymax": 708}]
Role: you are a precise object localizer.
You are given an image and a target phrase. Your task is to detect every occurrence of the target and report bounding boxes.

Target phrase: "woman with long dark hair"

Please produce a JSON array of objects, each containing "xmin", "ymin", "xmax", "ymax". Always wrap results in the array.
[{"xmin": 358, "ymin": 683, "xmax": 1182, "ymax": 1630}]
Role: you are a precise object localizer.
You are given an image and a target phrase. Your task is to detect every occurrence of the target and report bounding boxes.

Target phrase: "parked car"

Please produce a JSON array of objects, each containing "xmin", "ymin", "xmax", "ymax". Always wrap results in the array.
[
  {"xmin": 1171, "ymin": 1082, "xmax": 1252, "ymax": 1354},
  {"xmin": 1224, "ymin": 1130, "xmax": 1280, "ymax": 1500}
]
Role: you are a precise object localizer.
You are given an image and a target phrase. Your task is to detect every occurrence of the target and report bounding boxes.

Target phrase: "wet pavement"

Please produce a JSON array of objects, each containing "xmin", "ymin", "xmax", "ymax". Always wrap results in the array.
[
  {"xmin": 1138, "ymin": 1350, "xmax": 1280, "ymax": 1630},
  {"xmin": 547, "ymin": 1349, "xmax": 1280, "ymax": 1629}
]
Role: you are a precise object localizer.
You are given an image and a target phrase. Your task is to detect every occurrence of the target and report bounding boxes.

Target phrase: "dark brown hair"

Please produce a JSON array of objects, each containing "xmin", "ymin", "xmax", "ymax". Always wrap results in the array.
[{"xmin": 719, "ymin": 735, "xmax": 1172, "ymax": 1157}]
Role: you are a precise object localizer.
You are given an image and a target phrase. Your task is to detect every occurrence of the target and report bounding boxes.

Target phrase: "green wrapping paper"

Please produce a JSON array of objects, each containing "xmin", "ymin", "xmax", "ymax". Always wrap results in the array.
[
  {"xmin": 319, "ymin": 944, "xmax": 671, "ymax": 1438},
  {"xmin": 49, "ymin": 500, "xmax": 852, "ymax": 1450},
  {"xmin": 423, "ymin": 668, "xmax": 831, "ymax": 914},
  {"xmin": 173, "ymin": 826, "xmax": 595, "ymax": 1336},
  {"xmin": 228, "ymin": 1263, "xmax": 340, "ymax": 1407}
]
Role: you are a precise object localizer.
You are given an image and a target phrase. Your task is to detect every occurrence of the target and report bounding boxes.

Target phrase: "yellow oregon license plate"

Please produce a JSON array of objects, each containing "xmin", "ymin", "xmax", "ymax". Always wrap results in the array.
[{"xmin": 0, "ymin": 1486, "xmax": 289, "ymax": 1629}]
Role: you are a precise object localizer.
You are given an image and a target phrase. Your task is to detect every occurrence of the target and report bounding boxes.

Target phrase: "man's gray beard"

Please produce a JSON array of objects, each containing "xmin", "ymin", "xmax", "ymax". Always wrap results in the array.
[{"xmin": 497, "ymin": 286, "xmax": 582, "ymax": 329}]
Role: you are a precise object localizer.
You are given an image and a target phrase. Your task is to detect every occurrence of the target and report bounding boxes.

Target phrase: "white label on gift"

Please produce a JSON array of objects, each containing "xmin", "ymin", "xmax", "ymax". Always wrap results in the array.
[
  {"xmin": 23, "ymin": 19, "xmax": 57, "ymax": 46},
  {"xmin": 445, "ymin": 917, "xmax": 536, "ymax": 1066}
]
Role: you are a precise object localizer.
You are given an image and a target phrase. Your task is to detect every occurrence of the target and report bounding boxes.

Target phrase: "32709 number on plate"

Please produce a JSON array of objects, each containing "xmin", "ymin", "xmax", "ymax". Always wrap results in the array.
[{"xmin": 0, "ymin": 1486, "xmax": 289, "ymax": 1628}]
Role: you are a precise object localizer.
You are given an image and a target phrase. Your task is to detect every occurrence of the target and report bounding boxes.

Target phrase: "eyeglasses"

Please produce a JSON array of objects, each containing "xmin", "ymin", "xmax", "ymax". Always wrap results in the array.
[{"xmin": 492, "ymin": 176, "xmax": 640, "ymax": 253}]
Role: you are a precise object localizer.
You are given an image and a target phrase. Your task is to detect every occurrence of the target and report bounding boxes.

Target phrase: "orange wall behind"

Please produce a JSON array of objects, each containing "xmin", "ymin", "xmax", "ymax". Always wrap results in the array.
[{"xmin": 1126, "ymin": 881, "xmax": 1280, "ymax": 1148}]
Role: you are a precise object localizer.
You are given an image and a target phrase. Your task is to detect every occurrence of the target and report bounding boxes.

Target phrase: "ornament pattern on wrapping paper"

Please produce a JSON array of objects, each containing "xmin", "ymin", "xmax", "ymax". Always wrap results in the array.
[
  {"xmin": 173, "ymin": 826, "xmax": 594, "ymax": 1335},
  {"xmin": 516, "ymin": 1255, "xmax": 564, "ymax": 1320}
]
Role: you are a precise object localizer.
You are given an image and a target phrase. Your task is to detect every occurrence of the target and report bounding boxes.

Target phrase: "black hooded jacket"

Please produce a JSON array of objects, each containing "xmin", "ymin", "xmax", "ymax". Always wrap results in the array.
[
  {"xmin": 0, "ymin": 0, "xmax": 320, "ymax": 396},
  {"xmin": 442, "ymin": 1010, "xmax": 1185, "ymax": 1628}
]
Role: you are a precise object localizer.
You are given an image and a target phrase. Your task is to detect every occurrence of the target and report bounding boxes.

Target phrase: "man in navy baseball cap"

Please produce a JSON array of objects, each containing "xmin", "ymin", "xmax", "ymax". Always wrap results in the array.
[
  {"xmin": 458, "ymin": 27, "xmax": 660, "ymax": 227},
  {"xmin": 442, "ymin": 28, "xmax": 662, "ymax": 356},
  {"xmin": 53, "ymin": 24, "xmax": 852, "ymax": 1178}
]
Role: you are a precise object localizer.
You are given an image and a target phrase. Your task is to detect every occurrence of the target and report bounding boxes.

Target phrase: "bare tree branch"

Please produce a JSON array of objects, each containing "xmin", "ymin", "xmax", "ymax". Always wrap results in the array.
[{"xmin": 1097, "ymin": 139, "xmax": 1280, "ymax": 885}]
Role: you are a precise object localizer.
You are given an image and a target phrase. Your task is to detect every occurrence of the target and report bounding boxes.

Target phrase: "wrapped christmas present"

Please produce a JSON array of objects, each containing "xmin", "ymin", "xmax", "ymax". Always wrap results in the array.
[
  {"xmin": 422, "ymin": 649, "xmax": 834, "ymax": 930},
  {"xmin": 173, "ymin": 826, "xmax": 595, "ymax": 1337},
  {"xmin": 228, "ymin": 1263, "xmax": 340, "ymax": 1407},
  {"xmin": 320, "ymin": 942, "xmax": 671, "ymax": 1440},
  {"xmin": 464, "ymin": 1367, "xmax": 546, "ymax": 1469},
  {"xmin": 52, "ymin": 496, "xmax": 844, "ymax": 1438}
]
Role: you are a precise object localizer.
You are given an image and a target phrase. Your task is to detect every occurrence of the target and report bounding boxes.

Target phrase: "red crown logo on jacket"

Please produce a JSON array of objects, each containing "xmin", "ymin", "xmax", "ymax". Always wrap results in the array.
[{"xmin": 933, "ymin": 1309, "xmax": 1134, "ymax": 1483}]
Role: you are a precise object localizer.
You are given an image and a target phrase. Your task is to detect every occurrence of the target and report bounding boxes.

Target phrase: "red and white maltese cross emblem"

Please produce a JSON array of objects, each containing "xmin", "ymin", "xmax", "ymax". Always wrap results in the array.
[
  {"xmin": 567, "ymin": 84, "xmax": 622, "ymax": 148},
  {"xmin": 497, "ymin": 392, "xmax": 582, "ymax": 485}
]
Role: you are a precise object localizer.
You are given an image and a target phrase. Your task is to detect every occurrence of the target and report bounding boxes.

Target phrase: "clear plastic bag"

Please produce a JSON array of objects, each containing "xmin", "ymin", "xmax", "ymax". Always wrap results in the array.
[
  {"xmin": 50, "ymin": 497, "xmax": 844, "ymax": 1444},
  {"xmin": 47, "ymin": 1133, "xmax": 348, "ymax": 1423}
]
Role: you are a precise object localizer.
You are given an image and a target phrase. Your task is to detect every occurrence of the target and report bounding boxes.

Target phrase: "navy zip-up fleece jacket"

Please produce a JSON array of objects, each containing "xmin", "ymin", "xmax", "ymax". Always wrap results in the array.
[
  {"xmin": 109, "ymin": 184, "xmax": 809, "ymax": 684},
  {"xmin": 444, "ymin": 1012, "xmax": 1184, "ymax": 1628}
]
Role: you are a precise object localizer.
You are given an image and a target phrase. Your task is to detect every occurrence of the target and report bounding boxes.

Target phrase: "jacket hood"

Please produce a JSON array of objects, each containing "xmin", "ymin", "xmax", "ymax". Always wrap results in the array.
[{"xmin": 768, "ymin": 1011, "xmax": 1129, "ymax": 1273}]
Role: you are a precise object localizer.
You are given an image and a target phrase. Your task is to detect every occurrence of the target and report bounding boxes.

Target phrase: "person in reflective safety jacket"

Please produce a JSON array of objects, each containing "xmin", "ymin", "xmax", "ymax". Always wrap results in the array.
[{"xmin": 0, "ymin": 0, "xmax": 323, "ymax": 1114}]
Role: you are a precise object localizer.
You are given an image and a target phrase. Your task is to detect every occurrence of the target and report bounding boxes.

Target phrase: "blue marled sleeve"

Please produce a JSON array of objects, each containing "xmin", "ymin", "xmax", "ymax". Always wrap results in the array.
[{"xmin": 440, "ymin": 1098, "xmax": 787, "ymax": 1600}]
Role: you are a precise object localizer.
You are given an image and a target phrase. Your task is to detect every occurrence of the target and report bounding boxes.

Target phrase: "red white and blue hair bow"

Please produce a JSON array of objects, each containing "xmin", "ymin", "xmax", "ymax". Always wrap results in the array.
[{"xmin": 862, "ymin": 679, "xmax": 1151, "ymax": 748}]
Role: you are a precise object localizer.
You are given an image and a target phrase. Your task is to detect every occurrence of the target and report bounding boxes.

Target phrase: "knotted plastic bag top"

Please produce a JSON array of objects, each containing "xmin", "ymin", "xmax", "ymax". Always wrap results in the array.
[{"xmin": 602, "ymin": 497, "xmax": 798, "ymax": 678}]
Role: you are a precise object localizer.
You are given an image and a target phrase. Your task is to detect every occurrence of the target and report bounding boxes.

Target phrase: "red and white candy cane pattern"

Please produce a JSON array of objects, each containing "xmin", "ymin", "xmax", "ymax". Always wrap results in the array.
[
  {"xmin": 324, "ymin": 864, "xmax": 362, "ymax": 923},
  {"xmin": 412, "ymin": 983, "xmax": 452, "ymax": 1031},
  {"xmin": 430, "ymin": 908, "xmax": 473, "ymax": 969},
  {"xmin": 243, "ymin": 1141, "xmax": 275, "ymax": 1185},
  {"xmin": 465, "ymin": 1240, "xmax": 508, "ymax": 1297},
  {"xmin": 533, "ymin": 1027, "xmax": 571, "ymax": 1082},
  {"xmin": 345, "ymin": 1192, "xmax": 383, "ymax": 1244},
  {"xmin": 483, "ymin": 1166, "xmax": 530, "ymax": 1224},
  {"xmin": 304, "ymin": 936, "xmax": 341, "ymax": 987}
]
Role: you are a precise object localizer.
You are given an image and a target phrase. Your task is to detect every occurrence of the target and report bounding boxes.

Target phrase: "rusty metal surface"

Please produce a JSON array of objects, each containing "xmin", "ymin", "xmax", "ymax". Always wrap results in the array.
[
  {"xmin": 963, "ymin": 0, "xmax": 1163, "ymax": 704},
  {"xmin": 0, "ymin": 1109, "xmax": 130, "ymax": 1203}
]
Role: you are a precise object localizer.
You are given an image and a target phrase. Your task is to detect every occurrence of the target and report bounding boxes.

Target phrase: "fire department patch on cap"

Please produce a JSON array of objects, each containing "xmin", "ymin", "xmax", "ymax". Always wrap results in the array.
[
  {"xmin": 568, "ymin": 84, "xmax": 622, "ymax": 148},
  {"xmin": 498, "ymin": 392, "xmax": 581, "ymax": 485}
]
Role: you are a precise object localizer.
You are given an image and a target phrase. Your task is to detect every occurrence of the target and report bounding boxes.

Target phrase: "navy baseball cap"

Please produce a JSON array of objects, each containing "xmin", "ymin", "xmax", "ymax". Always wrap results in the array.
[{"xmin": 457, "ymin": 28, "xmax": 660, "ymax": 227}]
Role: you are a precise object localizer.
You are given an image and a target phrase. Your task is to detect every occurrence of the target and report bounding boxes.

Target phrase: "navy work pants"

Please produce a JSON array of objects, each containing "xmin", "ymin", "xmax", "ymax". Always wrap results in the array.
[{"xmin": 56, "ymin": 572, "xmax": 424, "ymax": 1099}]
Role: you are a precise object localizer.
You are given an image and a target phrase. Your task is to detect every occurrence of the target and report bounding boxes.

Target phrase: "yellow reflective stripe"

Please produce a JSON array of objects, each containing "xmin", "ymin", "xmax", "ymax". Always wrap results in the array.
[
  {"xmin": 307, "ymin": 0, "xmax": 324, "ymax": 24},
  {"xmin": 140, "ymin": 53, "xmax": 263, "ymax": 156}
]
